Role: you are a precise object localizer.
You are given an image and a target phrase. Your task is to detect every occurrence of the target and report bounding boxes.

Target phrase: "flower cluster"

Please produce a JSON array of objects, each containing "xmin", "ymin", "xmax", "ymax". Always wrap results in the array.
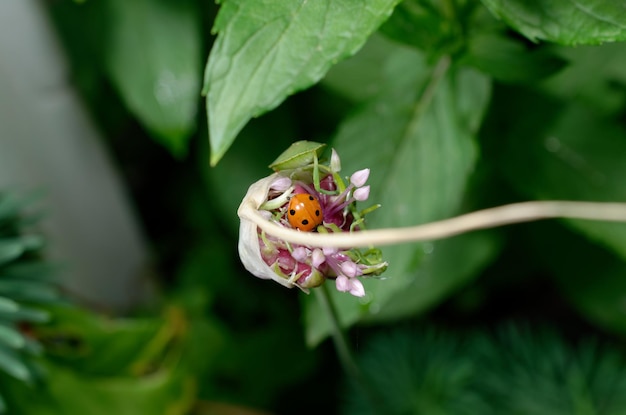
[{"xmin": 238, "ymin": 143, "xmax": 387, "ymax": 297}]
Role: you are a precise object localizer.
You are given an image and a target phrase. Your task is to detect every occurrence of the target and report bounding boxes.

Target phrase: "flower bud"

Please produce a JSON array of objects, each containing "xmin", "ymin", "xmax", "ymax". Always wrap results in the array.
[
  {"xmin": 350, "ymin": 168, "xmax": 370, "ymax": 187},
  {"xmin": 330, "ymin": 149, "xmax": 341, "ymax": 172},
  {"xmin": 349, "ymin": 279, "xmax": 365, "ymax": 297},
  {"xmin": 311, "ymin": 248, "xmax": 325, "ymax": 268},
  {"xmin": 340, "ymin": 261, "xmax": 360, "ymax": 278},
  {"xmin": 353, "ymin": 185, "xmax": 370, "ymax": 202},
  {"xmin": 237, "ymin": 144, "xmax": 387, "ymax": 297},
  {"xmin": 336, "ymin": 275, "xmax": 351, "ymax": 292}
]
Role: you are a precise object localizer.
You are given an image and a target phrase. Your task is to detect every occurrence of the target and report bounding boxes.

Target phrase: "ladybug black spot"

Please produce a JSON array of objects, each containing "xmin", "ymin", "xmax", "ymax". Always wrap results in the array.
[
  {"xmin": 289, "ymin": 209, "xmax": 296, "ymax": 216},
  {"xmin": 315, "ymin": 210, "xmax": 320, "ymax": 217},
  {"xmin": 302, "ymin": 219, "xmax": 309, "ymax": 225},
  {"xmin": 308, "ymin": 195, "xmax": 314, "ymax": 201}
]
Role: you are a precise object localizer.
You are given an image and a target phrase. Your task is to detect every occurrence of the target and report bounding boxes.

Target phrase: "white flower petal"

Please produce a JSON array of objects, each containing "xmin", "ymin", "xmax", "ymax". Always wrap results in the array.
[{"xmin": 237, "ymin": 174, "xmax": 307, "ymax": 291}]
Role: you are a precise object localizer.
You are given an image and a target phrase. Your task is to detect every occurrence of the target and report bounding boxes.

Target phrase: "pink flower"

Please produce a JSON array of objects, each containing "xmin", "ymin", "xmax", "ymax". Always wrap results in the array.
[{"xmin": 238, "ymin": 143, "xmax": 387, "ymax": 297}]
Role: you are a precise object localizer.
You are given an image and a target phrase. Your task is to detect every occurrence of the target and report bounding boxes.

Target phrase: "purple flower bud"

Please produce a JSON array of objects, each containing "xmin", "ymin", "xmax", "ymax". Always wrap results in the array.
[
  {"xmin": 353, "ymin": 185, "xmax": 370, "ymax": 202},
  {"xmin": 336, "ymin": 275, "xmax": 350, "ymax": 292},
  {"xmin": 311, "ymin": 248, "xmax": 325, "ymax": 268},
  {"xmin": 349, "ymin": 279, "xmax": 365, "ymax": 297},
  {"xmin": 323, "ymin": 247, "xmax": 338, "ymax": 256},
  {"xmin": 291, "ymin": 247, "xmax": 308, "ymax": 262},
  {"xmin": 270, "ymin": 176, "xmax": 292, "ymax": 192},
  {"xmin": 350, "ymin": 168, "xmax": 370, "ymax": 188},
  {"xmin": 340, "ymin": 261, "xmax": 359, "ymax": 277}
]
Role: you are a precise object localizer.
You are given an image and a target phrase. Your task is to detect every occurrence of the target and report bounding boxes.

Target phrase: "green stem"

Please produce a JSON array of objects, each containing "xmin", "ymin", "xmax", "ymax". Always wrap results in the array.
[{"xmin": 315, "ymin": 284, "xmax": 383, "ymax": 413}]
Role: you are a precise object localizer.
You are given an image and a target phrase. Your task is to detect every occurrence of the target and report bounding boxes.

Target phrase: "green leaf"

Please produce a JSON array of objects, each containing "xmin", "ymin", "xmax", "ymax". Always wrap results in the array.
[
  {"xmin": 0, "ymin": 324, "xmax": 26, "ymax": 350},
  {"xmin": 0, "ymin": 297, "xmax": 19, "ymax": 314},
  {"xmin": 37, "ymin": 307, "xmax": 162, "ymax": 376},
  {"xmin": 0, "ymin": 262, "xmax": 57, "ymax": 281},
  {"xmin": 499, "ymin": 99, "xmax": 626, "ymax": 262},
  {"xmin": 0, "ymin": 346, "xmax": 32, "ymax": 383},
  {"xmin": 0, "ymin": 241, "xmax": 23, "ymax": 266},
  {"xmin": 322, "ymin": 33, "xmax": 401, "ymax": 102},
  {"xmin": 204, "ymin": 0, "xmax": 401, "ymax": 165},
  {"xmin": 462, "ymin": 33, "xmax": 567, "ymax": 83},
  {"xmin": 304, "ymin": 47, "xmax": 491, "ymax": 345},
  {"xmin": 480, "ymin": 0, "xmax": 626, "ymax": 45},
  {"xmin": 105, "ymin": 0, "xmax": 201, "ymax": 157},
  {"xmin": 541, "ymin": 42, "xmax": 626, "ymax": 114},
  {"xmin": 0, "ymin": 307, "xmax": 50, "ymax": 324},
  {"xmin": 379, "ymin": 0, "xmax": 465, "ymax": 56},
  {"xmin": 268, "ymin": 141, "xmax": 326, "ymax": 171},
  {"xmin": 0, "ymin": 280, "xmax": 58, "ymax": 304}
]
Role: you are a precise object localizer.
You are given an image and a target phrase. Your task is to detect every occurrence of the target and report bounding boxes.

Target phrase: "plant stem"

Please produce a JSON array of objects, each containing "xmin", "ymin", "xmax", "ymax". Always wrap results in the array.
[
  {"xmin": 244, "ymin": 198, "xmax": 626, "ymax": 249},
  {"xmin": 315, "ymin": 284, "xmax": 383, "ymax": 413}
]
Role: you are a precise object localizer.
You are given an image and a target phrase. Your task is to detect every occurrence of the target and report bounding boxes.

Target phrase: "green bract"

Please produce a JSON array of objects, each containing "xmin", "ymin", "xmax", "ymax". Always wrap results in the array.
[{"xmin": 269, "ymin": 141, "xmax": 327, "ymax": 172}]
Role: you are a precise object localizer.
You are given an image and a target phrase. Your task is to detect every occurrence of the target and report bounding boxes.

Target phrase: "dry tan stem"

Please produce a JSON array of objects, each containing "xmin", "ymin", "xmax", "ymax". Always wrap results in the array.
[{"xmin": 240, "ymin": 197, "xmax": 626, "ymax": 249}]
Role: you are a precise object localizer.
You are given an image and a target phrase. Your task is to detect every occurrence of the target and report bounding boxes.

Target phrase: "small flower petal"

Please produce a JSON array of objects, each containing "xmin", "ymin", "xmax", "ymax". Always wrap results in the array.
[
  {"xmin": 323, "ymin": 247, "xmax": 338, "ymax": 256},
  {"xmin": 349, "ymin": 279, "xmax": 365, "ymax": 297},
  {"xmin": 311, "ymin": 248, "xmax": 325, "ymax": 268},
  {"xmin": 336, "ymin": 275, "xmax": 350, "ymax": 292},
  {"xmin": 270, "ymin": 176, "xmax": 292, "ymax": 192},
  {"xmin": 353, "ymin": 185, "xmax": 370, "ymax": 202},
  {"xmin": 350, "ymin": 168, "xmax": 370, "ymax": 187}
]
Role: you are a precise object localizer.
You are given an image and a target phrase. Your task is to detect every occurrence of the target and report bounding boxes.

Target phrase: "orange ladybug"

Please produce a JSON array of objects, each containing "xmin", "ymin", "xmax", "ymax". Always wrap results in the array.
[{"xmin": 287, "ymin": 193, "xmax": 323, "ymax": 231}]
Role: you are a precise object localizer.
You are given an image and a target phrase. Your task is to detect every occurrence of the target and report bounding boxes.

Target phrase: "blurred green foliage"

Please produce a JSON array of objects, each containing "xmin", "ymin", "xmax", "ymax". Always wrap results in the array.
[{"xmin": 3, "ymin": 0, "xmax": 624, "ymax": 413}]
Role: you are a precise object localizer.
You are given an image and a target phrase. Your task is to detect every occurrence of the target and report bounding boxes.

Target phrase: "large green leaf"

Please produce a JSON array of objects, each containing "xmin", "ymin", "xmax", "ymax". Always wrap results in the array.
[
  {"xmin": 105, "ymin": 0, "xmax": 201, "ymax": 156},
  {"xmin": 322, "ymin": 34, "xmax": 400, "ymax": 103},
  {"xmin": 204, "ymin": 0, "xmax": 401, "ymax": 165},
  {"xmin": 480, "ymin": 0, "xmax": 626, "ymax": 45},
  {"xmin": 304, "ymin": 46, "xmax": 491, "ymax": 345}
]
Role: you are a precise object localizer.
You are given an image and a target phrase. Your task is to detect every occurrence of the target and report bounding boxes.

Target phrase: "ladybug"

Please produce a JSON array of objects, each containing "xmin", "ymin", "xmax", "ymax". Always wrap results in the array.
[{"xmin": 287, "ymin": 193, "xmax": 323, "ymax": 231}]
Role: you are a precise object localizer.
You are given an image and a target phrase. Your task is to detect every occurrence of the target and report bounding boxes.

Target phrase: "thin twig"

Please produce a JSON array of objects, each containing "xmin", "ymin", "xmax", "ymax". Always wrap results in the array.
[{"xmin": 240, "ymin": 200, "xmax": 626, "ymax": 248}]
